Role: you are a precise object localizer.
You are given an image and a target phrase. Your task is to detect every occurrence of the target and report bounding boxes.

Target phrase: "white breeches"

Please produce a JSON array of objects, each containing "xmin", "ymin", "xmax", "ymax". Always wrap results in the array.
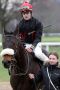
[{"xmin": 33, "ymin": 43, "xmax": 49, "ymax": 62}]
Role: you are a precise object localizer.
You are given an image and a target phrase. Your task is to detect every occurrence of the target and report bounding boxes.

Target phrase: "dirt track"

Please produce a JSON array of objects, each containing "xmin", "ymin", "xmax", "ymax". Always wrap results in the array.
[{"xmin": 0, "ymin": 82, "xmax": 12, "ymax": 90}]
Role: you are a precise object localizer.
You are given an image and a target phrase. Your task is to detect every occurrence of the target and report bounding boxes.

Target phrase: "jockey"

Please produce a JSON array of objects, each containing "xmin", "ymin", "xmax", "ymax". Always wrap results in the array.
[
  {"xmin": 0, "ymin": 2, "xmax": 49, "ymax": 64},
  {"xmin": 18, "ymin": 1, "xmax": 49, "ymax": 63}
]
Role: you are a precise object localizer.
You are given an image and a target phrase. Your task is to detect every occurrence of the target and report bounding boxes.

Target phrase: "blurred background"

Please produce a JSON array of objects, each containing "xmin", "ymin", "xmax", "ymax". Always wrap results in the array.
[{"xmin": 0, "ymin": 0, "xmax": 60, "ymax": 82}]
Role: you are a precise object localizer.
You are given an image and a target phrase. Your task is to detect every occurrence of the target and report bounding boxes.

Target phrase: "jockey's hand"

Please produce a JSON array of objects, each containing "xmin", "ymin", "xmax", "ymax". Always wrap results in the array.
[
  {"xmin": 44, "ymin": 59, "xmax": 51, "ymax": 65},
  {"xmin": 25, "ymin": 44, "xmax": 34, "ymax": 53},
  {"xmin": 29, "ymin": 73, "xmax": 35, "ymax": 79},
  {"xmin": 25, "ymin": 48, "xmax": 33, "ymax": 53}
]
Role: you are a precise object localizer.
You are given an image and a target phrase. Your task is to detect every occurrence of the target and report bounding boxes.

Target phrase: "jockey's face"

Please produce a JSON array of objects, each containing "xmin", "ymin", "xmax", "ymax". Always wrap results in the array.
[
  {"xmin": 22, "ymin": 11, "xmax": 32, "ymax": 20},
  {"xmin": 49, "ymin": 54, "xmax": 58, "ymax": 65}
]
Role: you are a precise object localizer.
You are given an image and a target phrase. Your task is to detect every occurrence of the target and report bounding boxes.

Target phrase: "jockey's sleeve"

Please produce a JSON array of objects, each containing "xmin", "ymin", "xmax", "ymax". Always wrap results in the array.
[{"xmin": 33, "ymin": 43, "xmax": 49, "ymax": 62}]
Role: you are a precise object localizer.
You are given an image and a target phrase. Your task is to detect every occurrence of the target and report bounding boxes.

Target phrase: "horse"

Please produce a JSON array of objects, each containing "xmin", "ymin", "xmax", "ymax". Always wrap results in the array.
[{"xmin": 2, "ymin": 35, "xmax": 44, "ymax": 90}]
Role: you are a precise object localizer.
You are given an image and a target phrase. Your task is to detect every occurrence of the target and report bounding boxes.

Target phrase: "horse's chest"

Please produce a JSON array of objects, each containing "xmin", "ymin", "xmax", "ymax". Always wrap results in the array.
[{"xmin": 10, "ymin": 75, "xmax": 34, "ymax": 90}]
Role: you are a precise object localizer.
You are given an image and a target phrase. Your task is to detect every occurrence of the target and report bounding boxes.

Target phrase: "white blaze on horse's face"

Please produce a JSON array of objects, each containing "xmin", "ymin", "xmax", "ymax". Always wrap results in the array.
[
  {"xmin": 3, "ymin": 55, "xmax": 13, "ymax": 61},
  {"xmin": 0, "ymin": 48, "xmax": 14, "ymax": 56},
  {"xmin": 0, "ymin": 48, "xmax": 14, "ymax": 61}
]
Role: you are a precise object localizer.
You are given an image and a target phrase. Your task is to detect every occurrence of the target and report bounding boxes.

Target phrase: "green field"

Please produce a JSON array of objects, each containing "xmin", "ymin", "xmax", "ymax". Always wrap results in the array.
[
  {"xmin": 42, "ymin": 36, "xmax": 60, "ymax": 42},
  {"xmin": 0, "ymin": 36, "xmax": 60, "ymax": 81},
  {"xmin": 42, "ymin": 36, "xmax": 60, "ymax": 58},
  {"xmin": 0, "ymin": 60, "xmax": 10, "ymax": 82},
  {"xmin": 0, "ymin": 46, "xmax": 10, "ymax": 82}
]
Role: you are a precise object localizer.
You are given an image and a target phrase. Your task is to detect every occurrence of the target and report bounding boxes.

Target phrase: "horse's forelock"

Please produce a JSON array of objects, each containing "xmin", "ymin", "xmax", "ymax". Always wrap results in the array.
[
  {"xmin": 3, "ymin": 35, "xmax": 26, "ymax": 61},
  {"xmin": 3, "ymin": 35, "xmax": 18, "ymax": 51}
]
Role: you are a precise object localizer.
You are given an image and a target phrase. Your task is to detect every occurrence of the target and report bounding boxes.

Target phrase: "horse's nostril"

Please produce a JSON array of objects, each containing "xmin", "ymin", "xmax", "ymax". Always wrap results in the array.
[{"xmin": 2, "ymin": 60, "xmax": 11, "ymax": 69}]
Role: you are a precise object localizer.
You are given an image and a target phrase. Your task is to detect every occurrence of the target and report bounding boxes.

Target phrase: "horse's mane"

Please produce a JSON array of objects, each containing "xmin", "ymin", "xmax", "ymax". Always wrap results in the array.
[{"xmin": 11, "ymin": 36, "xmax": 30, "ymax": 73}]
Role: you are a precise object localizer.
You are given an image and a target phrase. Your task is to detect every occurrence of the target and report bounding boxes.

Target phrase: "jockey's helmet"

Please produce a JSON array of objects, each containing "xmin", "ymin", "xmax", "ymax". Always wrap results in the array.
[{"xmin": 20, "ymin": 2, "xmax": 32, "ymax": 12}]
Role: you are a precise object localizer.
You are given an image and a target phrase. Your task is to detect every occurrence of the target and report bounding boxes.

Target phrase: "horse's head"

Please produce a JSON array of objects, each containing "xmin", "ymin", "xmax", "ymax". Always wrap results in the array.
[
  {"xmin": 1, "ymin": 35, "xmax": 27, "ymax": 75},
  {"xmin": 1, "ymin": 36, "xmax": 16, "ymax": 69}
]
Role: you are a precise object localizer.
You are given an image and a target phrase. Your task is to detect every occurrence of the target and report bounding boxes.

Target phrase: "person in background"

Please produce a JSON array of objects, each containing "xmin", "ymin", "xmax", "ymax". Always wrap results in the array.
[{"xmin": 29, "ymin": 52, "xmax": 60, "ymax": 90}]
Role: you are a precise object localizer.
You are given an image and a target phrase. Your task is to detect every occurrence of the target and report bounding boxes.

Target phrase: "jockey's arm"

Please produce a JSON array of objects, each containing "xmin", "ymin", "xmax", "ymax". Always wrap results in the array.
[
  {"xmin": 24, "ymin": 43, "xmax": 49, "ymax": 63},
  {"xmin": 33, "ymin": 43, "xmax": 49, "ymax": 63}
]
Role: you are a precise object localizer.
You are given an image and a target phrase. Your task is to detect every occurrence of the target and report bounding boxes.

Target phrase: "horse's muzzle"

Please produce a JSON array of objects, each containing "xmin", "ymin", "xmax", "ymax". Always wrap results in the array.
[{"xmin": 2, "ymin": 60, "xmax": 11, "ymax": 69}]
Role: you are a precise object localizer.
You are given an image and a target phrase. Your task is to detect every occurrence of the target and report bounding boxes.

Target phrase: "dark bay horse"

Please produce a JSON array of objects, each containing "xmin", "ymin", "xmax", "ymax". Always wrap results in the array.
[{"xmin": 2, "ymin": 35, "xmax": 43, "ymax": 90}]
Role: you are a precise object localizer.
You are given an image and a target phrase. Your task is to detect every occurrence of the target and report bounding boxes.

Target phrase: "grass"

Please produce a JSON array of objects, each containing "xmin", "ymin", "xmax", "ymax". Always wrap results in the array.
[
  {"xmin": 0, "ymin": 35, "xmax": 60, "ymax": 81},
  {"xmin": 42, "ymin": 36, "xmax": 60, "ymax": 58},
  {"xmin": 0, "ymin": 62, "xmax": 10, "ymax": 82},
  {"xmin": 0, "ymin": 46, "xmax": 10, "ymax": 82},
  {"xmin": 49, "ymin": 46, "xmax": 60, "ymax": 59},
  {"xmin": 42, "ymin": 36, "xmax": 60, "ymax": 42}
]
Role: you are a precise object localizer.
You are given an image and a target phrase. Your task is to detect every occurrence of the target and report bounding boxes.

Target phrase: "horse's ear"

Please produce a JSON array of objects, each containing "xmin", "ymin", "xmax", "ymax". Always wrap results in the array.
[{"xmin": 13, "ymin": 25, "xmax": 19, "ymax": 36}]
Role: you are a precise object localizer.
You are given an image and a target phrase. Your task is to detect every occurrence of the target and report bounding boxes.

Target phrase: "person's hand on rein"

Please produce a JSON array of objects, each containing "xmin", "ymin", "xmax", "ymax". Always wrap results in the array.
[
  {"xmin": 25, "ymin": 45, "xmax": 34, "ymax": 53},
  {"xmin": 29, "ymin": 73, "xmax": 35, "ymax": 79},
  {"xmin": 25, "ymin": 48, "xmax": 33, "ymax": 53}
]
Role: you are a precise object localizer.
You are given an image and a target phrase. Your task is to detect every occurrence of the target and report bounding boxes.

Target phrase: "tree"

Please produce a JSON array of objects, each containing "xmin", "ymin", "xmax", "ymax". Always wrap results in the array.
[{"xmin": 0, "ymin": 0, "xmax": 22, "ymax": 34}]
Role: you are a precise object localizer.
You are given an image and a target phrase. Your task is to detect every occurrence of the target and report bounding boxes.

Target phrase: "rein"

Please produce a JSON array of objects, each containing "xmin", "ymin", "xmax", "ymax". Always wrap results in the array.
[{"xmin": 9, "ymin": 51, "xmax": 30, "ymax": 76}]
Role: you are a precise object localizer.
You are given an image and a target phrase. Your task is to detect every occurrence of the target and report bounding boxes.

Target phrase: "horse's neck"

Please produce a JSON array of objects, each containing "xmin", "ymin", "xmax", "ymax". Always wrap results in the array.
[{"xmin": 16, "ymin": 45, "xmax": 28, "ymax": 72}]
